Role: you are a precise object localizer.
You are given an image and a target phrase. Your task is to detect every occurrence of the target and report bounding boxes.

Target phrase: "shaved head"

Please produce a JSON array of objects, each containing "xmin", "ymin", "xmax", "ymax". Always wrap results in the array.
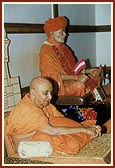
[
  {"xmin": 30, "ymin": 77, "xmax": 52, "ymax": 91},
  {"xmin": 29, "ymin": 77, "xmax": 53, "ymax": 109}
]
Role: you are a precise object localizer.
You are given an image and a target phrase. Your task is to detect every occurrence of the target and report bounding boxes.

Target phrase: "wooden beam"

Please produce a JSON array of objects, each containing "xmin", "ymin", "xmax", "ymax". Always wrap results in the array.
[
  {"xmin": 68, "ymin": 25, "xmax": 111, "ymax": 33},
  {"xmin": 4, "ymin": 23, "xmax": 111, "ymax": 34},
  {"xmin": 52, "ymin": 4, "xmax": 58, "ymax": 18},
  {"xmin": 4, "ymin": 23, "xmax": 44, "ymax": 34}
]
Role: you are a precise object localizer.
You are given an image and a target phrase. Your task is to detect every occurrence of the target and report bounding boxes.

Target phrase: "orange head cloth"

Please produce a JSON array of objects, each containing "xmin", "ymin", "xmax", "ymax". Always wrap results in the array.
[{"xmin": 44, "ymin": 16, "xmax": 67, "ymax": 37}]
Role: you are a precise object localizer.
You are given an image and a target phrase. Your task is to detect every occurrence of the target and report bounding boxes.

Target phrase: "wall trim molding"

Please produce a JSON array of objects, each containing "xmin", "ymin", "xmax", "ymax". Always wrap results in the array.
[{"xmin": 4, "ymin": 23, "xmax": 111, "ymax": 34}]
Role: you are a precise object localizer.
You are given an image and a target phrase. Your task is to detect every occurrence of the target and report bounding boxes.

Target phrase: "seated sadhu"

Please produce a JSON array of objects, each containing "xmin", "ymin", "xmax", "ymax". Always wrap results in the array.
[
  {"xmin": 39, "ymin": 16, "xmax": 101, "ymax": 96},
  {"xmin": 5, "ymin": 77, "xmax": 101, "ymax": 155}
]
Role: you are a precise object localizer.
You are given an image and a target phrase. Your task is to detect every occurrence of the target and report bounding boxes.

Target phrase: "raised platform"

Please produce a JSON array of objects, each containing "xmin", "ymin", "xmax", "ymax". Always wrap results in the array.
[
  {"xmin": 56, "ymin": 93, "xmax": 94, "ymax": 105},
  {"xmin": 47, "ymin": 133, "xmax": 111, "ymax": 164},
  {"xmin": 4, "ymin": 133, "xmax": 111, "ymax": 165}
]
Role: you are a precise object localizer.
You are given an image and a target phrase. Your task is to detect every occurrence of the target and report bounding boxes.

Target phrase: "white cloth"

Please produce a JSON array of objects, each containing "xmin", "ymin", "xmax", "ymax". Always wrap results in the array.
[{"xmin": 18, "ymin": 141, "xmax": 53, "ymax": 158}]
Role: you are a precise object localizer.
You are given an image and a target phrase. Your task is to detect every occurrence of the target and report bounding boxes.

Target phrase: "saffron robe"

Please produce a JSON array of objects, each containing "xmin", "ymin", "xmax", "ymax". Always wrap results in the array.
[
  {"xmin": 39, "ymin": 37, "xmax": 100, "ymax": 96},
  {"xmin": 6, "ymin": 94, "xmax": 96, "ymax": 155}
]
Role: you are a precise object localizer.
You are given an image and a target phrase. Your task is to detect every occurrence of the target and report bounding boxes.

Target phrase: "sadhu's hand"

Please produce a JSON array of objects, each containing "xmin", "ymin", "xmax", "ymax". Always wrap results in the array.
[
  {"xmin": 76, "ymin": 74, "xmax": 89, "ymax": 83},
  {"xmin": 82, "ymin": 124, "xmax": 101, "ymax": 139}
]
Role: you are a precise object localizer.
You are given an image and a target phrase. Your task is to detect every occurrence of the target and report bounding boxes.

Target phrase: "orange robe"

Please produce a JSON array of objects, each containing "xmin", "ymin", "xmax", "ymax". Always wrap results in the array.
[
  {"xmin": 39, "ymin": 37, "xmax": 100, "ymax": 96},
  {"xmin": 6, "ymin": 94, "xmax": 96, "ymax": 155}
]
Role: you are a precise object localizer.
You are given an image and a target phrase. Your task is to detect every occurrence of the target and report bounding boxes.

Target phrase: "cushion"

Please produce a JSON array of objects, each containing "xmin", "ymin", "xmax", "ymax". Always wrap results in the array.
[{"xmin": 18, "ymin": 141, "xmax": 53, "ymax": 158}]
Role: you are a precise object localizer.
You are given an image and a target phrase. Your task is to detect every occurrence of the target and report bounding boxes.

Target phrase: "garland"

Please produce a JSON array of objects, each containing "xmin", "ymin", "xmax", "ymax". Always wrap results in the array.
[{"xmin": 52, "ymin": 45, "xmax": 73, "ymax": 75}]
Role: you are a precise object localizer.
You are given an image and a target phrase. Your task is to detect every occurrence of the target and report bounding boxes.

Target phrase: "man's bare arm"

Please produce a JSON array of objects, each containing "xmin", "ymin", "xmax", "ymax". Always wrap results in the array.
[{"xmin": 40, "ymin": 123, "xmax": 101, "ymax": 138}]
